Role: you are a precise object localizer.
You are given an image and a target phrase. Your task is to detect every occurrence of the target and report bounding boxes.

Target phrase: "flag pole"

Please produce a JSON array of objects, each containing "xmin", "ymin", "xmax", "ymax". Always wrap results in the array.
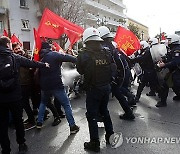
[
  {"xmin": 160, "ymin": 27, "xmax": 162, "ymax": 42},
  {"xmin": 31, "ymin": 40, "xmax": 35, "ymax": 60},
  {"xmin": 76, "ymin": 40, "xmax": 79, "ymax": 52}
]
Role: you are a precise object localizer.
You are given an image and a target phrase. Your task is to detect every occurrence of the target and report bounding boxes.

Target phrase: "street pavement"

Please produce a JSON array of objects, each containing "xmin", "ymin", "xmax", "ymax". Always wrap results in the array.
[{"xmin": 9, "ymin": 83, "xmax": 180, "ymax": 154}]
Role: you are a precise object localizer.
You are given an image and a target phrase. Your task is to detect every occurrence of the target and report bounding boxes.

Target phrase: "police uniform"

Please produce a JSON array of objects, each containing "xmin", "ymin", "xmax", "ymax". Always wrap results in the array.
[
  {"xmin": 101, "ymin": 40, "xmax": 135, "ymax": 119},
  {"xmin": 131, "ymin": 46, "xmax": 158, "ymax": 101},
  {"xmin": 76, "ymin": 42, "xmax": 114, "ymax": 152},
  {"xmin": 157, "ymin": 45, "xmax": 180, "ymax": 106}
]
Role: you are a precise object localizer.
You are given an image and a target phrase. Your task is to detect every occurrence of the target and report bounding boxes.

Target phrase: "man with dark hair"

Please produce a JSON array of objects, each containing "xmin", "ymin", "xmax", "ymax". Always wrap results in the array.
[
  {"xmin": 0, "ymin": 36, "xmax": 11, "ymax": 46},
  {"xmin": 12, "ymin": 43, "xmax": 37, "ymax": 131},
  {"xmin": 0, "ymin": 36, "xmax": 49, "ymax": 154}
]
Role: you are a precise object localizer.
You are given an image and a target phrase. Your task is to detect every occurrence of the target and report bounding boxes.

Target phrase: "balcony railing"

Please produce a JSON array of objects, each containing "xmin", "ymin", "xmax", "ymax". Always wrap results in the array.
[
  {"xmin": 86, "ymin": 13, "xmax": 126, "ymax": 27},
  {"xmin": 85, "ymin": 0, "xmax": 126, "ymax": 18}
]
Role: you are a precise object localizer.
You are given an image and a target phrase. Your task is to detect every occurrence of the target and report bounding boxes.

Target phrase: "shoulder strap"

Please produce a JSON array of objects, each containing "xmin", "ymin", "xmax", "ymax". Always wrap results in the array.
[{"xmin": 11, "ymin": 54, "xmax": 17, "ymax": 74}]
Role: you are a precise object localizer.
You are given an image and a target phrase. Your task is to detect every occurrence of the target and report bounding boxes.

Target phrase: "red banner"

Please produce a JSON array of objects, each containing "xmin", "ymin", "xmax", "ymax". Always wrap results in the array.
[
  {"xmin": 64, "ymin": 28, "xmax": 82, "ymax": 49},
  {"xmin": 38, "ymin": 8, "xmax": 84, "ymax": 46},
  {"xmin": 3, "ymin": 29, "xmax": 8, "ymax": 37},
  {"xmin": 33, "ymin": 28, "xmax": 42, "ymax": 61},
  {"xmin": 161, "ymin": 32, "xmax": 166, "ymax": 40},
  {"xmin": 11, "ymin": 34, "xmax": 22, "ymax": 46},
  {"xmin": 52, "ymin": 41, "xmax": 64, "ymax": 53},
  {"xmin": 114, "ymin": 26, "xmax": 140, "ymax": 56}
]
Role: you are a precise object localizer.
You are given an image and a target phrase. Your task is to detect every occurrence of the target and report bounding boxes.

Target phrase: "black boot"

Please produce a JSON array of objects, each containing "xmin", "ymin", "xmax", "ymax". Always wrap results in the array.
[
  {"xmin": 173, "ymin": 95, "xmax": 180, "ymax": 101},
  {"xmin": 19, "ymin": 143, "xmax": 28, "ymax": 154},
  {"xmin": 52, "ymin": 117, "xmax": 61, "ymax": 126},
  {"xmin": 119, "ymin": 112, "xmax": 135, "ymax": 120},
  {"xmin": 105, "ymin": 134, "xmax": 113, "ymax": 144},
  {"xmin": 84, "ymin": 140, "xmax": 100, "ymax": 152},
  {"xmin": 146, "ymin": 91, "xmax": 156, "ymax": 96},
  {"xmin": 155, "ymin": 101, "xmax": 167, "ymax": 107}
]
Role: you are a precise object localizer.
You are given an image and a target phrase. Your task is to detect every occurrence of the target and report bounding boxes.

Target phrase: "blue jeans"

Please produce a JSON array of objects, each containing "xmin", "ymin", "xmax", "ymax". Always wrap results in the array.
[{"xmin": 37, "ymin": 88, "xmax": 75, "ymax": 126}]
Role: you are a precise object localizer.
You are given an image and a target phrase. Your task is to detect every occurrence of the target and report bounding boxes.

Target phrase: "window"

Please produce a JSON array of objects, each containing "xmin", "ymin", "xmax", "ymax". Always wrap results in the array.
[
  {"xmin": 0, "ymin": 21, "xmax": 3, "ymax": 32},
  {"xmin": 20, "ymin": 0, "xmax": 28, "ymax": 8},
  {"xmin": 23, "ymin": 42, "xmax": 30, "ymax": 50},
  {"xmin": 21, "ymin": 19, "xmax": 30, "ymax": 30}
]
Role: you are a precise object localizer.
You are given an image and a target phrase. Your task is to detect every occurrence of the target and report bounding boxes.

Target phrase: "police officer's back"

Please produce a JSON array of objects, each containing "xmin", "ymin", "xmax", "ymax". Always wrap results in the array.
[{"xmin": 76, "ymin": 27, "xmax": 117, "ymax": 152}]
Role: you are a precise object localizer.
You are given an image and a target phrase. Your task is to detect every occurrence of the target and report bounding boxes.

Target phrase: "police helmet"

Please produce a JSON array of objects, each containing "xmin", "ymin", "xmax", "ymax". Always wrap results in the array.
[
  {"xmin": 140, "ymin": 41, "xmax": 149, "ymax": 49},
  {"xmin": 149, "ymin": 38, "xmax": 158, "ymax": 45},
  {"xmin": 97, "ymin": 26, "xmax": 113, "ymax": 39},
  {"xmin": 167, "ymin": 34, "xmax": 180, "ymax": 44},
  {"xmin": 82, "ymin": 27, "xmax": 103, "ymax": 43}
]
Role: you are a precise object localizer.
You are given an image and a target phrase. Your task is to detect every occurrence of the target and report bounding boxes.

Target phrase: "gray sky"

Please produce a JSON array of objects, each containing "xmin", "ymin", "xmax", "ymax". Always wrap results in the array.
[{"xmin": 124, "ymin": 0, "xmax": 180, "ymax": 37}]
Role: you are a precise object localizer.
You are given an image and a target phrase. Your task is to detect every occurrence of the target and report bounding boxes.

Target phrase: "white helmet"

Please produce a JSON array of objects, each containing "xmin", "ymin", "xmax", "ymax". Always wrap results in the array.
[
  {"xmin": 97, "ymin": 26, "xmax": 113, "ymax": 39},
  {"xmin": 82, "ymin": 27, "xmax": 103, "ymax": 43},
  {"xmin": 167, "ymin": 34, "xmax": 180, "ymax": 44},
  {"xmin": 149, "ymin": 38, "xmax": 158, "ymax": 45},
  {"xmin": 140, "ymin": 41, "xmax": 149, "ymax": 49}
]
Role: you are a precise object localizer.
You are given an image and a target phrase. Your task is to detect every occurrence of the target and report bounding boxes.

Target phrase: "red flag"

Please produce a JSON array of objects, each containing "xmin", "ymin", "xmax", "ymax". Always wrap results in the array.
[
  {"xmin": 52, "ymin": 41, "xmax": 64, "ymax": 53},
  {"xmin": 11, "ymin": 34, "xmax": 22, "ymax": 46},
  {"xmin": 3, "ymin": 29, "xmax": 8, "ymax": 37},
  {"xmin": 38, "ymin": 8, "xmax": 84, "ymax": 39},
  {"xmin": 64, "ymin": 28, "xmax": 82, "ymax": 49},
  {"xmin": 114, "ymin": 26, "xmax": 140, "ymax": 56},
  {"xmin": 33, "ymin": 28, "xmax": 42, "ymax": 61},
  {"xmin": 161, "ymin": 32, "xmax": 166, "ymax": 40}
]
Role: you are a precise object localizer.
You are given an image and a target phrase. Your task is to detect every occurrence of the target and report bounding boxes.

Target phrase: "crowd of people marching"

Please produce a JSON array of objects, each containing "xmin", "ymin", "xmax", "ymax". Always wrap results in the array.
[{"xmin": 0, "ymin": 25, "xmax": 180, "ymax": 153}]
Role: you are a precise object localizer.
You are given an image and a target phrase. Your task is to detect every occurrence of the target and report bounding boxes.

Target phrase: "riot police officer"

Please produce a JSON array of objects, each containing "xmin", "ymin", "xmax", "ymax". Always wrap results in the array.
[
  {"xmin": 156, "ymin": 34, "xmax": 180, "ymax": 107},
  {"xmin": 131, "ymin": 41, "xmax": 158, "ymax": 102},
  {"xmin": 76, "ymin": 27, "xmax": 120, "ymax": 152},
  {"xmin": 97, "ymin": 26, "xmax": 135, "ymax": 119}
]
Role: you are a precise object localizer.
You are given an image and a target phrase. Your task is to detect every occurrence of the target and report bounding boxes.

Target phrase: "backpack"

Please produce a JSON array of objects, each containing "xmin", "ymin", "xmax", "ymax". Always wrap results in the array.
[
  {"xmin": 88, "ymin": 49, "xmax": 114, "ymax": 87},
  {"xmin": 0, "ymin": 52, "xmax": 17, "ymax": 92}
]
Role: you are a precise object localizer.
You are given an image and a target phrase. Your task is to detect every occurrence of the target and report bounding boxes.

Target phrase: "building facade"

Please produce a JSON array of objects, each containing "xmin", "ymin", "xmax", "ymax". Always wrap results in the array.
[
  {"xmin": 0, "ymin": 0, "xmax": 149, "ymax": 51},
  {"xmin": 127, "ymin": 17, "xmax": 149, "ymax": 41},
  {"xmin": 0, "ymin": 0, "xmax": 40, "ymax": 50},
  {"xmin": 83, "ymin": 0, "xmax": 127, "ymax": 32}
]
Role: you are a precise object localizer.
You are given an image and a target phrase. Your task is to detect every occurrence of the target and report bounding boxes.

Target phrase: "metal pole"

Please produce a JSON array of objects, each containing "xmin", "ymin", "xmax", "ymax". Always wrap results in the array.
[{"xmin": 31, "ymin": 40, "xmax": 35, "ymax": 60}]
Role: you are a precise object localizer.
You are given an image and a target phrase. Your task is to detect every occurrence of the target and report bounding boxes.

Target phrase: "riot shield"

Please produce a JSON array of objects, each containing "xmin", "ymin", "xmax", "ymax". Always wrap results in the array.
[
  {"xmin": 150, "ymin": 44, "xmax": 167, "ymax": 63},
  {"xmin": 133, "ymin": 63, "xmax": 142, "ymax": 77}
]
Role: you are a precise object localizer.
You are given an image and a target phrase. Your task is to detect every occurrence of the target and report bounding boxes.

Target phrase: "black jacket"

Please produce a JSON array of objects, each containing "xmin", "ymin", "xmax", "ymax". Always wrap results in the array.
[
  {"xmin": 39, "ymin": 49, "xmax": 76, "ymax": 90},
  {"xmin": 132, "ymin": 47, "xmax": 154, "ymax": 70},
  {"xmin": 0, "ymin": 46, "xmax": 46, "ymax": 103}
]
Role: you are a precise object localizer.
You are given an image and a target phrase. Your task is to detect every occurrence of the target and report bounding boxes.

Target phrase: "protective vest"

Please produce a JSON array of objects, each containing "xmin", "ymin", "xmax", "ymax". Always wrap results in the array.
[{"xmin": 86, "ymin": 48, "xmax": 113, "ymax": 88}]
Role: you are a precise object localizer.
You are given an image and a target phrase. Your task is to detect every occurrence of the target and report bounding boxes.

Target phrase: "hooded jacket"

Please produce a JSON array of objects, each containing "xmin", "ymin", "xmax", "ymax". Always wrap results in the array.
[
  {"xmin": 39, "ymin": 49, "xmax": 76, "ymax": 90},
  {"xmin": 0, "ymin": 46, "xmax": 47, "ymax": 103}
]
